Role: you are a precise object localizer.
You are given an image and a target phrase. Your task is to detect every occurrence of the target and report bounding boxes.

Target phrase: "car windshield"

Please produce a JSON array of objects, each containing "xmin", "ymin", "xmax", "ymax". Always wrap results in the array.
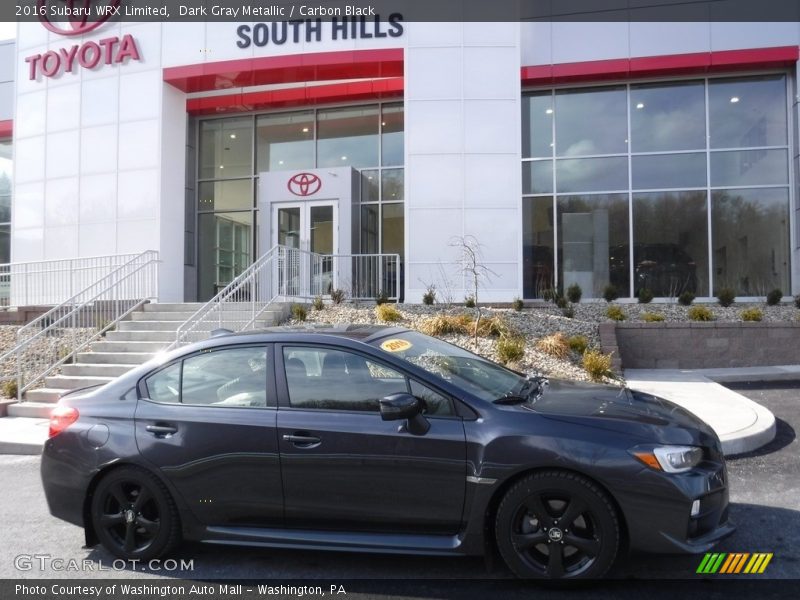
[{"xmin": 371, "ymin": 330, "xmax": 529, "ymax": 402}]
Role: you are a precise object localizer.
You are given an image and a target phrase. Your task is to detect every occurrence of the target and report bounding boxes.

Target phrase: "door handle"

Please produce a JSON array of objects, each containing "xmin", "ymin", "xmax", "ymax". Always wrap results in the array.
[
  {"xmin": 282, "ymin": 433, "xmax": 321, "ymax": 447},
  {"xmin": 146, "ymin": 424, "xmax": 178, "ymax": 436}
]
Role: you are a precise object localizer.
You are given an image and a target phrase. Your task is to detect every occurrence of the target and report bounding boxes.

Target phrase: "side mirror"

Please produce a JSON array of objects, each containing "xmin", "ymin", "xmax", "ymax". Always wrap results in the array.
[{"xmin": 380, "ymin": 393, "xmax": 430, "ymax": 436}]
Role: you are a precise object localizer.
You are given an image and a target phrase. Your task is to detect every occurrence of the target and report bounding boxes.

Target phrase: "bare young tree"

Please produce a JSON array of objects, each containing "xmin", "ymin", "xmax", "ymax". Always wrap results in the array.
[{"xmin": 449, "ymin": 235, "xmax": 498, "ymax": 346}]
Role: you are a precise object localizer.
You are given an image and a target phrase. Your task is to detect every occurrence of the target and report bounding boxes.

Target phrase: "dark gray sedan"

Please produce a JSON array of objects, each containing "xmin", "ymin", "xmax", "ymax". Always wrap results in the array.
[{"xmin": 41, "ymin": 325, "xmax": 734, "ymax": 579}]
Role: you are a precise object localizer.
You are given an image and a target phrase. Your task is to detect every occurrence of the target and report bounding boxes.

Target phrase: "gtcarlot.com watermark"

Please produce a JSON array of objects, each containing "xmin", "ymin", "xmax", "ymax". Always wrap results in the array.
[{"xmin": 14, "ymin": 554, "xmax": 194, "ymax": 572}]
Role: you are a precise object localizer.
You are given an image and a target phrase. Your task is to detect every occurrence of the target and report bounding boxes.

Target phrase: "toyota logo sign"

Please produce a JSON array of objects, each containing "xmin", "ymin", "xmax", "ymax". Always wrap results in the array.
[
  {"xmin": 38, "ymin": 0, "xmax": 121, "ymax": 36},
  {"xmin": 287, "ymin": 173, "xmax": 322, "ymax": 197}
]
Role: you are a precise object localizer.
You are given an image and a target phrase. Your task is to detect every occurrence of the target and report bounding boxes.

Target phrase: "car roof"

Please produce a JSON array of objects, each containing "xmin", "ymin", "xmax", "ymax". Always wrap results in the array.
[{"xmin": 212, "ymin": 323, "xmax": 406, "ymax": 344}]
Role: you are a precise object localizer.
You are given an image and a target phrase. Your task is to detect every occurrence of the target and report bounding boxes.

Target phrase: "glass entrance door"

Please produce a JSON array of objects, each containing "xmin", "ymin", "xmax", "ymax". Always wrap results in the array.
[{"xmin": 273, "ymin": 202, "xmax": 338, "ymax": 295}]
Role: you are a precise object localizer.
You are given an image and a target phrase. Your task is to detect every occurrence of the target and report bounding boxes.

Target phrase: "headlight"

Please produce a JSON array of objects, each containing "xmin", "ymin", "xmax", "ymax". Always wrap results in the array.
[{"xmin": 629, "ymin": 445, "xmax": 703, "ymax": 473}]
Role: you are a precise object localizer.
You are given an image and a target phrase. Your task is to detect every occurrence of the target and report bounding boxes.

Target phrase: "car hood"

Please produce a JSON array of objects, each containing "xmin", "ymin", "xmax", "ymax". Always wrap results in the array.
[{"xmin": 526, "ymin": 379, "xmax": 719, "ymax": 447}]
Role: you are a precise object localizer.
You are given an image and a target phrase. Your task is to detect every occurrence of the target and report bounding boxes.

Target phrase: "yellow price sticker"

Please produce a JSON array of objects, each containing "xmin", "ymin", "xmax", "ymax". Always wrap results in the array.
[{"xmin": 380, "ymin": 338, "xmax": 412, "ymax": 353}]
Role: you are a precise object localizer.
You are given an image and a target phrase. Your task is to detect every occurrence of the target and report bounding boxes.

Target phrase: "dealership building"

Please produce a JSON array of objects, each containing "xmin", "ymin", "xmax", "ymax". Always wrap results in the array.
[{"xmin": 1, "ymin": 18, "xmax": 799, "ymax": 304}]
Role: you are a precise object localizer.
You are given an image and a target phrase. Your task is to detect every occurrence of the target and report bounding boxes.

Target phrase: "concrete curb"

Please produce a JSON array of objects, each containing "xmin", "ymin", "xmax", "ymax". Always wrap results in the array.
[
  {"xmin": 624, "ymin": 366, "xmax": 795, "ymax": 455},
  {"xmin": 0, "ymin": 417, "xmax": 48, "ymax": 456}
]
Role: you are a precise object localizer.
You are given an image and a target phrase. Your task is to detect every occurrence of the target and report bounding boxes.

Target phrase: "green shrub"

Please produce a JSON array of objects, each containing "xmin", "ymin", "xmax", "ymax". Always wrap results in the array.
[
  {"xmin": 637, "ymin": 288, "xmax": 654, "ymax": 304},
  {"xmin": 330, "ymin": 288, "xmax": 346, "ymax": 304},
  {"xmin": 375, "ymin": 303, "xmax": 402, "ymax": 322},
  {"xmin": 541, "ymin": 288, "xmax": 556, "ymax": 302},
  {"xmin": 795, "ymin": 294, "xmax": 800, "ymax": 309},
  {"xmin": 641, "ymin": 311, "xmax": 665, "ymax": 322},
  {"xmin": 512, "ymin": 297, "xmax": 524, "ymax": 311},
  {"xmin": 291, "ymin": 304, "xmax": 307, "ymax": 322},
  {"xmin": 312, "ymin": 296, "xmax": 324, "ymax": 311},
  {"xmin": 536, "ymin": 332, "xmax": 570, "ymax": 359},
  {"xmin": 375, "ymin": 290, "xmax": 390, "ymax": 305},
  {"xmin": 717, "ymin": 287, "xmax": 735, "ymax": 307},
  {"xmin": 740, "ymin": 308, "xmax": 763, "ymax": 322},
  {"xmin": 602, "ymin": 284, "xmax": 619, "ymax": 303},
  {"xmin": 496, "ymin": 336, "xmax": 525, "ymax": 365},
  {"xmin": 422, "ymin": 286, "xmax": 436, "ymax": 306},
  {"xmin": 688, "ymin": 306, "xmax": 714, "ymax": 321},
  {"xmin": 555, "ymin": 295, "xmax": 568, "ymax": 309},
  {"xmin": 566, "ymin": 283, "xmax": 582, "ymax": 304},
  {"xmin": 568, "ymin": 335, "xmax": 589, "ymax": 355},
  {"xmin": 583, "ymin": 349, "xmax": 614, "ymax": 382},
  {"xmin": 1, "ymin": 379, "xmax": 18, "ymax": 399},
  {"xmin": 678, "ymin": 291, "xmax": 695, "ymax": 306},
  {"xmin": 476, "ymin": 315, "xmax": 510, "ymax": 338},
  {"xmin": 766, "ymin": 288, "xmax": 783, "ymax": 306},
  {"xmin": 464, "ymin": 296, "xmax": 476, "ymax": 308},
  {"xmin": 561, "ymin": 304, "xmax": 575, "ymax": 319},
  {"xmin": 606, "ymin": 305, "xmax": 626, "ymax": 321}
]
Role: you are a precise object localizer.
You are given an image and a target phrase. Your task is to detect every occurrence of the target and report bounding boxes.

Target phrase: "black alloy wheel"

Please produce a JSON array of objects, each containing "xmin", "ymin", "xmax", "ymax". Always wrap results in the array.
[
  {"xmin": 91, "ymin": 467, "xmax": 180, "ymax": 561},
  {"xmin": 495, "ymin": 471, "xmax": 619, "ymax": 579}
]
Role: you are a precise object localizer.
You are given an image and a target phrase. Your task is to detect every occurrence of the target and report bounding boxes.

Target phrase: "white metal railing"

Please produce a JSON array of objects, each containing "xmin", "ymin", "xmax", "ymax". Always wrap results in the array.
[
  {"xmin": 173, "ymin": 246, "xmax": 401, "ymax": 347},
  {"xmin": 1, "ymin": 251, "xmax": 159, "ymax": 399},
  {"xmin": 0, "ymin": 253, "xmax": 145, "ymax": 307}
]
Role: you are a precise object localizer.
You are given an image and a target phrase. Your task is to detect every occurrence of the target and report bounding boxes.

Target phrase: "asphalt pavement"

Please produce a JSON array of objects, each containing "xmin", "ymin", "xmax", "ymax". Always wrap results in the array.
[{"xmin": 0, "ymin": 382, "xmax": 797, "ymax": 598}]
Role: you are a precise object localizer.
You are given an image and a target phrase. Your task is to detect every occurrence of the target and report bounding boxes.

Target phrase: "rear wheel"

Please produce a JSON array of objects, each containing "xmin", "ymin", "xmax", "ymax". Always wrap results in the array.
[
  {"xmin": 495, "ymin": 471, "xmax": 619, "ymax": 579},
  {"xmin": 90, "ymin": 466, "xmax": 180, "ymax": 561}
]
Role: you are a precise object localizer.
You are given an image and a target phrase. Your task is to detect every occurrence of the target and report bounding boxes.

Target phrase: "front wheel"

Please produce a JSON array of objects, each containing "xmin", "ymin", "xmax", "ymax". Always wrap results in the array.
[
  {"xmin": 90, "ymin": 466, "xmax": 180, "ymax": 561},
  {"xmin": 495, "ymin": 471, "xmax": 619, "ymax": 579}
]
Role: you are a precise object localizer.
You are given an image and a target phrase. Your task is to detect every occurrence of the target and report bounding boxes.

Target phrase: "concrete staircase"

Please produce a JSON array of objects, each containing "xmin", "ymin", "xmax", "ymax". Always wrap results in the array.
[{"xmin": 7, "ymin": 302, "xmax": 290, "ymax": 418}]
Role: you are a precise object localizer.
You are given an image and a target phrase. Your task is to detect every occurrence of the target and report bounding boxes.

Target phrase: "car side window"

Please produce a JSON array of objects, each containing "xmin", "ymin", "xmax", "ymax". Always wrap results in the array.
[
  {"xmin": 283, "ymin": 346, "xmax": 407, "ymax": 412},
  {"xmin": 410, "ymin": 380, "xmax": 455, "ymax": 417},
  {"xmin": 144, "ymin": 346, "xmax": 270, "ymax": 408}
]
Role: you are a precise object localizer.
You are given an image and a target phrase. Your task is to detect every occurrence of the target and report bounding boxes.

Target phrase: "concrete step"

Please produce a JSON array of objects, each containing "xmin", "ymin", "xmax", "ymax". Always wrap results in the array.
[
  {"xmin": 106, "ymin": 330, "xmax": 177, "ymax": 342},
  {"xmin": 44, "ymin": 375, "xmax": 114, "ymax": 390},
  {"xmin": 91, "ymin": 340, "xmax": 169, "ymax": 353},
  {"xmin": 142, "ymin": 303, "xmax": 204, "ymax": 312},
  {"xmin": 119, "ymin": 320, "xmax": 182, "ymax": 332},
  {"xmin": 76, "ymin": 351, "xmax": 155, "ymax": 365},
  {"xmin": 24, "ymin": 388, "xmax": 64, "ymax": 404},
  {"xmin": 62, "ymin": 363, "xmax": 139, "ymax": 377},
  {"xmin": 7, "ymin": 402, "xmax": 54, "ymax": 419},
  {"xmin": 131, "ymin": 311, "xmax": 197, "ymax": 322}
]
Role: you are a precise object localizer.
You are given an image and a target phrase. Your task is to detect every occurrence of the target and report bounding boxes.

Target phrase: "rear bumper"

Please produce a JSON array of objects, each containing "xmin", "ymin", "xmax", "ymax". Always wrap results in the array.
[{"xmin": 40, "ymin": 437, "xmax": 95, "ymax": 529}]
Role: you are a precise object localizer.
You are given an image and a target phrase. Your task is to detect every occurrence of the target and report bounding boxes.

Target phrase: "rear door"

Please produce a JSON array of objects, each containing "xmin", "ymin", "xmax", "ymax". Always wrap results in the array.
[
  {"xmin": 135, "ymin": 344, "xmax": 283, "ymax": 527},
  {"xmin": 276, "ymin": 344, "xmax": 467, "ymax": 534}
]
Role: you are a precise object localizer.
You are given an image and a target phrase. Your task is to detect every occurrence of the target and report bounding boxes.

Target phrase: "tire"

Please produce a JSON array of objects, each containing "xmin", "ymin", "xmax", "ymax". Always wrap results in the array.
[
  {"xmin": 90, "ymin": 466, "xmax": 181, "ymax": 561},
  {"xmin": 495, "ymin": 470, "xmax": 619, "ymax": 579}
]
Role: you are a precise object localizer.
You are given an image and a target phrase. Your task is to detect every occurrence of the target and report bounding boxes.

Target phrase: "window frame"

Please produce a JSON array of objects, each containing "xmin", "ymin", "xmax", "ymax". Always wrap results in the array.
[
  {"xmin": 137, "ymin": 343, "xmax": 276, "ymax": 410},
  {"xmin": 274, "ymin": 343, "xmax": 459, "ymax": 419}
]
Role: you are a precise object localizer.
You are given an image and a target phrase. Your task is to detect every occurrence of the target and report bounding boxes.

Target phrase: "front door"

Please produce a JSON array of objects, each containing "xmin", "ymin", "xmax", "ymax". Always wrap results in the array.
[
  {"xmin": 275, "ymin": 344, "xmax": 467, "ymax": 534},
  {"xmin": 273, "ymin": 201, "xmax": 337, "ymax": 295}
]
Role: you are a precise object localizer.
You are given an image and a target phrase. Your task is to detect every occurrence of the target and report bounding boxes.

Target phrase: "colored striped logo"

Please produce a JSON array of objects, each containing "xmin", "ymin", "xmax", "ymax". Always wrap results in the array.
[{"xmin": 696, "ymin": 552, "xmax": 773, "ymax": 574}]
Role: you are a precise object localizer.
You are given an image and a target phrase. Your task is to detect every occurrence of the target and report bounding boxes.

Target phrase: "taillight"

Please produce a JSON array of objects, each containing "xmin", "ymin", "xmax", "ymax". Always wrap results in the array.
[{"xmin": 49, "ymin": 405, "xmax": 79, "ymax": 438}]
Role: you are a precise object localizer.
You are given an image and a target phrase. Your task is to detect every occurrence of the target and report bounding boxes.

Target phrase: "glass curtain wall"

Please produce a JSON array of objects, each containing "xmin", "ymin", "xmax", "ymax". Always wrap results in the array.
[
  {"xmin": 196, "ymin": 102, "xmax": 404, "ymax": 301},
  {"xmin": 522, "ymin": 74, "xmax": 791, "ymax": 299},
  {"xmin": 0, "ymin": 139, "xmax": 11, "ymax": 306}
]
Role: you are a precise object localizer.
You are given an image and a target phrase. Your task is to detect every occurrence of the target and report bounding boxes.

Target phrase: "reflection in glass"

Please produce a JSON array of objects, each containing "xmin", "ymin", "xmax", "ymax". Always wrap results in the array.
[
  {"xmin": 633, "ymin": 192, "xmax": 708, "ymax": 297},
  {"xmin": 198, "ymin": 212, "xmax": 252, "ymax": 301},
  {"xmin": 198, "ymin": 179, "xmax": 252, "ymax": 212},
  {"xmin": 310, "ymin": 205, "xmax": 334, "ymax": 255},
  {"xmin": 630, "ymin": 82, "xmax": 705, "ymax": 152},
  {"xmin": 360, "ymin": 204, "xmax": 379, "ymax": 254},
  {"xmin": 277, "ymin": 207, "xmax": 301, "ymax": 248},
  {"xmin": 381, "ymin": 169, "xmax": 404, "ymax": 201},
  {"xmin": 709, "ymin": 75, "xmax": 787, "ymax": 149},
  {"xmin": 256, "ymin": 111, "xmax": 314, "ymax": 172},
  {"xmin": 381, "ymin": 104, "xmax": 404, "ymax": 167},
  {"xmin": 556, "ymin": 157, "xmax": 628, "ymax": 193},
  {"xmin": 317, "ymin": 106, "xmax": 379, "ymax": 168},
  {"xmin": 0, "ymin": 224, "xmax": 8, "ymax": 263},
  {"xmin": 632, "ymin": 153, "xmax": 706, "ymax": 190},
  {"xmin": 710, "ymin": 149, "xmax": 788, "ymax": 187},
  {"xmin": 360, "ymin": 170, "xmax": 379, "ymax": 202},
  {"xmin": 558, "ymin": 194, "xmax": 630, "ymax": 299},
  {"xmin": 199, "ymin": 118, "xmax": 253, "ymax": 179},
  {"xmin": 522, "ymin": 160, "xmax": 553, "ymax": 194},
  {"xmin": 382, "ymin": 203, "xmax": 404, "ymax": 257},
  {"xmin": 522, "ymin": 93, "xmax": 554, "ymax": 158},
  {"xmin": 712, "ymin": 188, "xmax": 790, "ymax": 296},
  {"xmin": 522, "ymin": 197, "xmax": 555, "ymax": 298},
  {"xmin": 555, "ymin": 87, "xmax": 627, "ymax": 156}
]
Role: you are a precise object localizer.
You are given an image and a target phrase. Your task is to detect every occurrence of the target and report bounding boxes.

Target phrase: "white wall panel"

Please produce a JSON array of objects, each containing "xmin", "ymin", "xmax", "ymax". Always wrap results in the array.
[
  {"xmin": 118, "ymin": 119, "xmax": 160, "ymax": 171},
  {"xmin": 552, "ymin": 22, "xmax": 630, "ymax": 64},
  {"xmin": 79, "ymin": 173, "xmax": 117, "ymax": 223},
  {"xmin": 44, "ymin": 177, "xmax": 79, "ymax": 226},
  {"xmin": 464, "ymin": 100, "xmax": 519, "ymax": 154},
  {"xmin": 464, "ymin": 155, "xmax": 519, "ymax": 209},
  {"xmin": 78, "ymin": 222, "xmax": 118, "ymax": 257},
  {"xmin": 14, "ymin": 91, "xmax": 46, "ymax": 139},
  {"xmin": 405, "ymin": 101, "xmax": 463, "ymax": 155},
  {"xmin": 45, "ymin": 84, "xmax": 80, "ymax": 132},
  {"xmin": 45, "ymin": 130, "xmax": 79, "ymax": 179},
  {"xmin": 406, "ymin": 47, "xmax": 462, "ymax": 100},
  {"xmin": 44, "ymin": 225, "xmax": 79, "ymax": 259},
  {"xmin": 80, "ymin": 79, "xmax": 119, "ymax": 127},
  {"xmin": 630, "ymin": 22, "xmax": 711, "ymax": 57},
  {"xmin": 12, "ymin": 182, "xmax": 45, "ymax": 229},
  {"xmin": 119, "ymin": 72, "xmax": 161, "ymax": 122},
  {"xmin": 80, "ymin": 125, "xmax": 118, "ymax": 175},
  {"xmin": 117, "ymin": 169, "xmax": 158, "ymax": 220},
  {"xmin": 12, "ymin": 227, "xmax": 44, "ymax": 262},
  {"xmin": 405, "ymin": 154, "xmax": 463, "ymax": 209}
]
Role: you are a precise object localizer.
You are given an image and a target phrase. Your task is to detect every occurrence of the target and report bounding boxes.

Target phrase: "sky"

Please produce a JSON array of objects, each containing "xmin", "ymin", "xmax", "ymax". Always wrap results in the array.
[{"xmin": 0, "ymin": 22, "xmax": 15, "ymax": 41}]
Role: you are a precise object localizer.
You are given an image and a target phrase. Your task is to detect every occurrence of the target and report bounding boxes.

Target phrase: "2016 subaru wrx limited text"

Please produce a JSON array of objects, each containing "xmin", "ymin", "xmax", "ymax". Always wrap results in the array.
[{"xmin": 41, "ymin": 325, "xmax": 734, "ymax": 579}]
